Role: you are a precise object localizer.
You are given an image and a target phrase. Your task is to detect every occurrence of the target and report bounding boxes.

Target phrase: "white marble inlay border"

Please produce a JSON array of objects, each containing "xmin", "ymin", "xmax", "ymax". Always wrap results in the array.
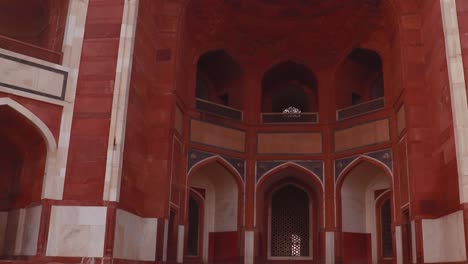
[
  {"xmin": 440, "ymin": 0, "xmax": 468, "ymax": 204},
  {"xmin": 103, "ymin": 0, "xmax": 139, "ymax": 202},
  {"xmin": 44, "ymin": 0, "xmax": 89, "ymax": 200}
]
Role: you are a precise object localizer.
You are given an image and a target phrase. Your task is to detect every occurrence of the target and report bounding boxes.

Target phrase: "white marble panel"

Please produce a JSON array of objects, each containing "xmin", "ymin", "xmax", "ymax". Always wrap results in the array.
[
  {"xmin": 177, "ymin": 225, "xmax": 184, "ymax": 263},
  {"xmin": 441, "ymin": 0, "xmax": 468, "ymax": 204},
  {"xmin": 21, "ymin": 206, "xmax": 41, "ymax": 255},
  {"xmin": 422, "ymin": 210, "xmax": 467, "ymax": 262},
  {"xmin": 46, "ymin": 206, "xmax": 106, "ymax": 257},
  {"xmin": 0, "ymin": 50, "xmax": 67, "ymax": 99},
  {"xmin": 0, "ymin": 211, "xmax": 7, "ymax": 256},
  {"xmin": 325, "ymin": 232, "xmax": 335, "ymax": 264},
  {"xmin": 103, "ymin": 0, "xmax": 139, "ymax": 202},
  {"xmin": 113, "ymin": 209, "xmax": 157, "ymax": 261},
  {"xmin": 3, "ymin": 209, "xmax": 21, "ymax": 255},
  {"xmin": 411, "ymin": 221, "xmax": 416, "ymax": 264},
  {"xmin": 245, "ymin": 230, "xmax": 254, "ymax": 264},
  {"xmin": 395, "ymin": 226, "xmax": 403, "ymax": 264}
]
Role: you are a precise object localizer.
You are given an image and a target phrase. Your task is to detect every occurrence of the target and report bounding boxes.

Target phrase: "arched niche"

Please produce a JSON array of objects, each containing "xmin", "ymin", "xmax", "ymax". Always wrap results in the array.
[
  {"xmin": 0, "ymin": 103, "xmax": 48, "ymax": 258},
  {"xmin": 261, "ymin": 61, "xmax": 318, "ymax": 113},
  {"xmin": 256, "ymin": 165, "xmax": 323, "ymax": 262},
  {"xmin": 0, "ymin": 0, "xmax": 69, "ymax": 52},
  {"xmin": 185, "ymin": 160, "xmax": 243, "ymax": 264},
  {"xmin": 195, "ymin": 50, "xmax": 244, "ymax": 109},
  {"xmin": 337, "ymin": 160, "xmax": 394, "ymax": 264},
  {"xmin": 335, "ymin": 48, "xmax": 383, "ymax": 109}
]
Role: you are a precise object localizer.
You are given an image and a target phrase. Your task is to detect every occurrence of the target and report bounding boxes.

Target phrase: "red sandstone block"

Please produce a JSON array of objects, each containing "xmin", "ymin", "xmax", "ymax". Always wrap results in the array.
[
  {"xmin": 81, "ymin": 39, "xmax": 120, "ymax": 58},
  {"xmin": 84, "ymin": 23, "xmax": 123, "ymax": 39},
  {"xmin": 86, "ymin": 3, "xmax": 124, "ymax": 23},
  {"xmin": 70, "ymin": 118, "xmax": 111, "ymax": 137},
  {"xmin": 457, "ymin": 0, "xmax": 468, "ymax": 12},
  {"xmin": 74, "ymin": 96, "xmax": 113, "ymax": 113},
  {"xmin": 77, "ymin": 80, "xmax": 115, "ymax": 95},
  {"xmin": 79, "ymin": 58, "xmax": 118, "ymax": 77},
  {"xmin": 63, "ymin": 182, "xmax": 105, "ymax": 200}
]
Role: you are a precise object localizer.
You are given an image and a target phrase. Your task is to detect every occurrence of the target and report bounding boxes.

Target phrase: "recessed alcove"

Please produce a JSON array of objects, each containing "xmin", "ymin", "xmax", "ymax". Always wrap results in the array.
[
  {"xmin": 261, "ymin": 61, "xmax": 318, "ymax": 124},
  {"xmin": 0, "ymin": 0, "xmax": 69, "ymax": 63},
  {"xmin": 335, "ymin": 48, "xmax": 384, "ymax": 120},
  {"xmin": 195, "ymin": 50, "xmax": 244, "ymax": 120}
]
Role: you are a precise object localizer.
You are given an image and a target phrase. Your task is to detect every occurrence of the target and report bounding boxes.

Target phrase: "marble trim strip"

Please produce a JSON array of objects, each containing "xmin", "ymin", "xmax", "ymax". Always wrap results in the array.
[
  {"xmin": 255, "ymin": 160, "xmax": 324, "ymax": 184},
  {"xmin": 334, "ymin": 148, "xmax": 393, "ymax": 181},
  {"xmin": 103, "ymin": 0, "xmax": 139, "ymax": 202},
  {"xmin": 0, "ymin": 53, "xmax": 68, "ymax": 100},
  {"xmin": 187, "ymin": 149, "xmax": 245, "ymax": 181}
]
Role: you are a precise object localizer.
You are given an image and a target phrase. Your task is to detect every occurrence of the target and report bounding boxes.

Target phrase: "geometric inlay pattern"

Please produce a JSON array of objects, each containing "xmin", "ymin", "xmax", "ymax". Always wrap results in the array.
[
  {"xmin": 334, "ymin": 148, "xmax": 393, "ymax": 181},
  {"xmin": 256, "ymin": 160, "xmax": 323, "ymax": 183},
  {"xmin": 187, "ymin": 149, "xmax": 245, "ymax": 180}
]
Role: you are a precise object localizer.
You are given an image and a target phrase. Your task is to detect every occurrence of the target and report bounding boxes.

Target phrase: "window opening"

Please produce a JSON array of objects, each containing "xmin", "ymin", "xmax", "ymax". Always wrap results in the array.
[{"xmin": 270, "ymin": 185, "xmax": 310, "ymax": 257}]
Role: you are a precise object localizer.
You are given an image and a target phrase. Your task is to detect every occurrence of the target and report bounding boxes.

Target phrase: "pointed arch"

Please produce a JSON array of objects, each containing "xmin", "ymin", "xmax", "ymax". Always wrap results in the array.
[
  {"xmin": 0, "ymin": 97, "xmax": 58, "ymax": 199},
  {"xmin": 336, "ymin": 157, "xmax": 395, "ymax": 264},
  {"xmin": 255, "ymin": 162, "xmax": 324, "ymax": 262},
  {"xmin": 0, "ymin": 97, "xmax": 57, "ymax": 151},
  {"xmin": 336, "ymin": 155, "xmax": 392, "ymax": 187},
  {"xmin": 188, "ymin": 155, "xmax": 244, "ymax": 189},
  {"xmin": 257, "ymin": 161, "xmax": 323, "ymax": 191},
  {"xmin": 185, "ymin": 154, "xmax": 244, "ymax": 263}
]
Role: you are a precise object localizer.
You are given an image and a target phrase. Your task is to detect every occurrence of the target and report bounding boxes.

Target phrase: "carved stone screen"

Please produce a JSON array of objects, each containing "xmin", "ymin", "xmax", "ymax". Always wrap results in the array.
[
  {"xmin": 270, "ymin": 185, "xmax": 310, "ymax": 257},
  {"xmin": 187, "ymin": 196, "xmax": 200, "ymax": 256}
]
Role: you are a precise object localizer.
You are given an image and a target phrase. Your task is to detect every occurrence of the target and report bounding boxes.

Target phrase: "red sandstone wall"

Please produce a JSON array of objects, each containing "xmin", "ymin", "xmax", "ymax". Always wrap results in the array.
[
  {"xmin": 420, "ymin": 0, "xmax": 459, "ymax": 216},
  {"xmin": 120, "ymin": 0, "xmax": 177, "ymax": 218},
  {"xmin": 63, "ymin": 0, "xmax": 124, "ymax": 201}
]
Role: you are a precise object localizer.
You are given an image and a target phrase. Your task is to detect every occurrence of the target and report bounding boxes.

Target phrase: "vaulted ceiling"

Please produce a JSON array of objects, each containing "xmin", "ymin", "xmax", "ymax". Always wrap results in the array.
[{"xmin": 184, "ymin": 0, "xmax": 393, "ymax": 70}]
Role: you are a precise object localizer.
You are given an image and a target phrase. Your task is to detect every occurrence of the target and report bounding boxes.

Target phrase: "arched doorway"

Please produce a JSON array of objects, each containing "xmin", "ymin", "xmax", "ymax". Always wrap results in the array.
[
  {"xmin": 337, "ymin": 160, "xmax": 394, "ymax": 264},
  {"xmin": 269, "ymin": 184, "xmax": 311, "ymax": 259},
  {"xmin": 256, "ymin": 165, "xmax": 324, "ymax": 263},
  {"xmin": 185, "ymin": 159, "xmax": 243, "ymax": 264},
  {"xmin": 0, "ymin": 103, "xmax": 49, "ymax": 258}
]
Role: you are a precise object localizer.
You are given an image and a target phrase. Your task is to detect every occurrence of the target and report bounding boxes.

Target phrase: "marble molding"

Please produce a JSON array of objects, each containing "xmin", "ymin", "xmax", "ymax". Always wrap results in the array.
[
  {"xmin": 422, "ymin": 210, "xmax": 467, "ymax": 262},
  {"xmin": 0, "ymin": 206, "xmax": 41, "ymax": 256},
  {"xmin": 46, "ymin": 206, "xmax": 106, "ymax": 257},
  {"xmin": 113, "ymin": 209, "xmax": 157, "ymax": 261}
]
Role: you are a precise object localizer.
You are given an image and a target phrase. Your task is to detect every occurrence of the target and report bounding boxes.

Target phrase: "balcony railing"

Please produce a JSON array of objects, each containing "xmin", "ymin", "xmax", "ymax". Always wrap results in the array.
[
  {"xmin": 195, "ymin": 98, "xmax": 243, "ymax": 121},
  {"xmin": 261, "ymin": 112, "xmax": 319, "ymax": 124},
  {"xmin": 336, "ymin": 97, "xmax": 385, "ymax": 121},
  {"xmin": 0, "ymin": 35, "xmax": 62, "ymax": 64}
]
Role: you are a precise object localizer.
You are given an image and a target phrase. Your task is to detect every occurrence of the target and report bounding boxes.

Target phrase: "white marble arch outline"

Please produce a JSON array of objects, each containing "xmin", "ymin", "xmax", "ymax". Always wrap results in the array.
[
  {"xmin": 256, "ymin": 161, "xmax": 324, "ymax": 188},
  {"xmin": 184, "ymin": 155, "xmax": 246, "ymax": 235},
  {"xmin": 254, "ymin": 161, "xmax": 326, "ymax": 233},
  {"xmin": 187, "ymin": 155, "xmax": 245, "ymax": 186},
  {"xmin": 335, "ymin": 155, "xmax": 393, "ymax": 185},
  {"xmin": 333, "ymin": 155, "xmax": 396, "ymax": 231},
  {"xmin": 0, "ymin": 97, "xmax": 58, "ymax": 199}
]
